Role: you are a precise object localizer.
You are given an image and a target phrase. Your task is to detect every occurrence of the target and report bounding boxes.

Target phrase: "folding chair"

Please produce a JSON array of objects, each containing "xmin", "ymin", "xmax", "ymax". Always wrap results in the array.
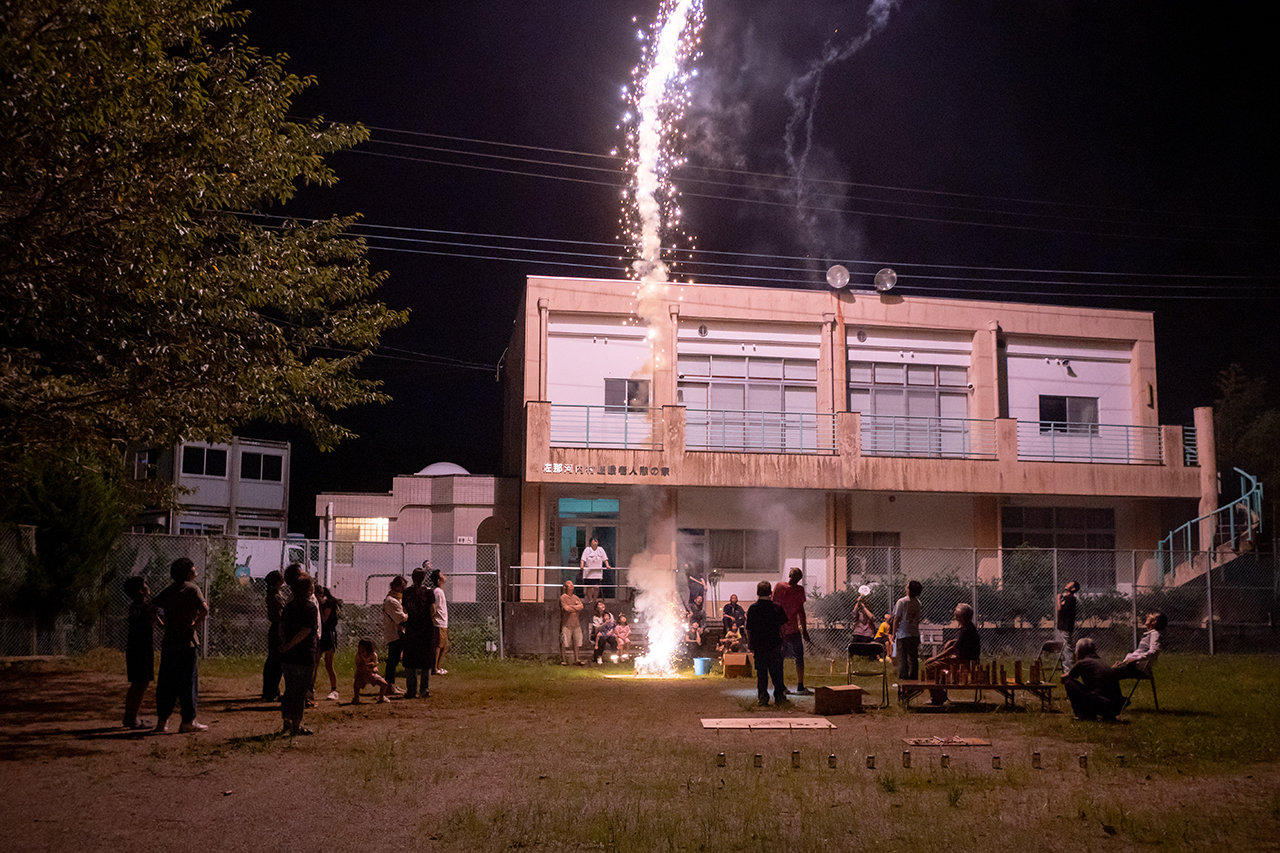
[
  {"xmin": 1036, "ymin": 640, "xmax": 1064, "ymax": 675},
  {"xmin": 1124, "ymin": 666, "xmax": 1159, "ymax": 711},
  {"xmin": 846, "ymin": 641, "xmax": 889, "ymax": 707}
]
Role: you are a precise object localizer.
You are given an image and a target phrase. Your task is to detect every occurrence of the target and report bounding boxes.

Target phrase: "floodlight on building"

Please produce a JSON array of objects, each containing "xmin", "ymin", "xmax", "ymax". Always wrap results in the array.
[
  {"xmin": 826, "ymin": 264, "xmax": 850, "ymax": 289},
  {"xmin": 874, "ymin": 268, "xmax": 897, "ymax": 292}
]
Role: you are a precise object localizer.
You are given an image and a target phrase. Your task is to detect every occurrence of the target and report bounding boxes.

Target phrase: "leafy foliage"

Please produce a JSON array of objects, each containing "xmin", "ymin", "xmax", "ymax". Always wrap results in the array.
[
  {"xmin": 0, "ymin": 0, "xmax": 406, "ymax": 476},
  {"xmin": 1214, "ymin": 364, "xmax": 1280, "ymax": 508},
  {"xmin": 0, "ymin": 448, "xmax": 134, "ymax": 627}
]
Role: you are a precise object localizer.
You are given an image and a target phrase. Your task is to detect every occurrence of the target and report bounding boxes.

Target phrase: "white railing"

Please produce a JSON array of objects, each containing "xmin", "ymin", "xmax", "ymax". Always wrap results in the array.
[
  {"xmin": 1016, "ymin": 420, "xmax": 1163, "ymax": 464},
  {"xmin": 860, "ymin": 415, "xmax": 998, "ymax": 459},
  {"xmin": 684, "ymin": 409, "xmax": 837, "ymax": 455},
  {"xmin": 549, "ymin": 405, "xmax": 663, "ymax": 450}
]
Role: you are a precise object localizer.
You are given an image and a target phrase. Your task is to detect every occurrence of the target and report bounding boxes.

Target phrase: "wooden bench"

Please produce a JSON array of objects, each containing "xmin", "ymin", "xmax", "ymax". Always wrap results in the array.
[{"xmin": 897, "ymin": 680, "xmax": 1055, "ymax": 711}]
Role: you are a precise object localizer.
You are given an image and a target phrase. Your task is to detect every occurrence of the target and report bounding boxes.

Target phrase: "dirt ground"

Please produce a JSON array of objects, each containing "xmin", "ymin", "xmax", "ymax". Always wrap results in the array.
[{"xmin": 2, "ymin": 657, "xmax": 1278, "ymax": 852}]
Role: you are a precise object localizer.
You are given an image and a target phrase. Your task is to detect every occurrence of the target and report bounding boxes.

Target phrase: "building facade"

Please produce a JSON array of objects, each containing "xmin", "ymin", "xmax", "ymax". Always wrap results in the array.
[
  {"xmin": 131, "ymin": 437, "xmax": 291, "ymax": 540},
  {"xmin": 504, "ymin": 275, "xmax": 1212, "ymax": 604}
]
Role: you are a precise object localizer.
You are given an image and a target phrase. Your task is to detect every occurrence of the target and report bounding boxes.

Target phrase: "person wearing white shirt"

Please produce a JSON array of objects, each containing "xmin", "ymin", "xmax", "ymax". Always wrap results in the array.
[
  {"xmin": 430, "ymin": 566, "xmax": 450, "ymax": 675},
  {"xmin": 1114, "ymin": 611, "xmax": 1165, "ymax": 680},
  {"xmin": 579, "ymin": 537, "xmax": 610, "ymax": 602}
]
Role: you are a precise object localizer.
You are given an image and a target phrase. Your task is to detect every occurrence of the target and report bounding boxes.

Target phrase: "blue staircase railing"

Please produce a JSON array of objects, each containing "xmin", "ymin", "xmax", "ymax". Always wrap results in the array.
[{"xmin": 1156, "ymin": 467, "xmax": 1263, "ymax": 582}]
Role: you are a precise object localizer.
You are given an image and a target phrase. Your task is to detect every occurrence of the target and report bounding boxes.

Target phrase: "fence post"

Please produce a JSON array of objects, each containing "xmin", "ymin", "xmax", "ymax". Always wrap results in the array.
[
  {"xmin": 496, "ymin": 543, "xmax": 505, "ymax": 660},
  {"xmin": 971, "ymin": 548, "xmax": 978, "ymax": 617},
  {"xmin": 1131, "ymin": 552, "xmax": 1139, "ymax": 652},
  {"xmin": 1205, "ymin": 548, "xmax": 1215, "ymax": 656},
  {"xmin": 201, "ymin": 537, "xmax": 211, "ymax": 659}
]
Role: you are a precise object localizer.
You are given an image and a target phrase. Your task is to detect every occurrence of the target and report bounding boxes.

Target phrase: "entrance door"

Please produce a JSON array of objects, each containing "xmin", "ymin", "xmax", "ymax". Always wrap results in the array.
[{"xmin": 559, "ymin": 524, "xmax": 618, "ymax": 598}]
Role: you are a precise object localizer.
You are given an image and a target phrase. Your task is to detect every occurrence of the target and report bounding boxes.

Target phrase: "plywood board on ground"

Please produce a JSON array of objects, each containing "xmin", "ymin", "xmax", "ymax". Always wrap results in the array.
[{"xmin": 701, "ymin": 718, "xmax": 836, "ymax": 729}]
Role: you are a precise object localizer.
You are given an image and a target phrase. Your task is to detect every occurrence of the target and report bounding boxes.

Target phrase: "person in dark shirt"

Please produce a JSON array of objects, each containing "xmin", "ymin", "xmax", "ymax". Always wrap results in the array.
[
  {"xmin": 261, "ymin": 570, "xmax": 285, "ymax": 701},
  {"xmin": 746, "ymin": 580, "xmax": 788, "ymax": 707},
  {"xmin": 279, "ymin": 574, "xmax": 320, "ymax": 736},
  {"xmin": 122, "ymin": 576, "xmax": 154, "ymax": 730},
  {"xmin": 1056, "ymin": 580, "xmax": 1080, "ymax": 672},
  {"xmin": 1062, "ymin": 637, "xmax": 1124, "ymax": 720},
  {"xmin": 722, "ymin": 594, "xmax": 746, "ymax": 633},
  {"xmin": 152, "ymin": 557, "xmax": 208, "ymax": 733}
]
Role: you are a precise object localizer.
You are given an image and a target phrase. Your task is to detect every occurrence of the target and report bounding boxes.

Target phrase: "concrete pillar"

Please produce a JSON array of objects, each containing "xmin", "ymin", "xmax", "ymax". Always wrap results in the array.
[{"xmin": 1194, "ymin": 406, "xmax": 1217, "ymax": 553}]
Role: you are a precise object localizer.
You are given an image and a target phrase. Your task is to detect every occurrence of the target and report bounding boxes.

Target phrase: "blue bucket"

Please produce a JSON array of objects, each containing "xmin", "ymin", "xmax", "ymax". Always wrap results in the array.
[{"xmin": 693, "ymin": 657, "xmax": 712, "ymax": 676}]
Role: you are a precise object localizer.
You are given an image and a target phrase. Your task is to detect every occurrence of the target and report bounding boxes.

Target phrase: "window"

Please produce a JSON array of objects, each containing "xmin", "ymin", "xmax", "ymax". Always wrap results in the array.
[
  {"xmin": 178, "ymin": 521, "xmax": 224, "ymax": 536},
  {"xmin": 240, "ymin": 451, "xmax": 284, "ymax": 482},
  {"xmin": 238, "ymin": 525, "xmax": 281, "ymax": 539},
  {"xmin": 333, "ymin": 517, "xmax": 390, "ymax": 564},
  {"xmin": 604, "ymin": 378, "xmax": 650, "ymax": 411},
  {"xmin": 847, "ymin": 361, "xmax": 968, "ymax": 418},
  {"xmin": 133, "ymin": 448, "xmax": 159, "ymax": 480},
  {"xmin": 845, "ymin": 531, "xmax": 901, "ymax": 583},
  {"xmin": 181, "ymin": 445, "xmax": 227, "ymax": 477},
  {"xmin": 1001, "ymin": 506, "xmax": 1116, "ymax": 589},
  {"xmin": 1038, "ymin": 395, "xmax": 1099, "ymax": 435},
  {"xmin": 708, "ymin": 529, "xmax": 779, "ymax": 574},
  {"xmin": 678, "ymin": 355, "xmax": 818, "ymax": 451}
]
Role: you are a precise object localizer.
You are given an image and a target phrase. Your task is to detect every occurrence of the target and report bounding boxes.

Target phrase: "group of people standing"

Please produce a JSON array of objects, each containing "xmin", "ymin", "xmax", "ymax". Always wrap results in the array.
[{"xmin": 379, "ymin": 562, "xmax": 450, "ymax": 698}]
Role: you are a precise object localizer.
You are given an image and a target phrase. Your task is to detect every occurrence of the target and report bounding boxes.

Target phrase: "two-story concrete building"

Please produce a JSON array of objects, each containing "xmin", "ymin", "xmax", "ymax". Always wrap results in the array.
[{"xmin": 503, "ymin": 275, "xmax": 1211, "ymax": 604}]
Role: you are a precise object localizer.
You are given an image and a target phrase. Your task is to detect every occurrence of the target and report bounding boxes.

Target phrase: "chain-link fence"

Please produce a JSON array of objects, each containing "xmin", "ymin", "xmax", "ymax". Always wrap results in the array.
[
  {"xmin": 0, "ymin": 531, "xmax": 502, "ymax": 660},
  {"xmin": 804, "ymin": 546, "xmax": 1279, "ymax": 663}
]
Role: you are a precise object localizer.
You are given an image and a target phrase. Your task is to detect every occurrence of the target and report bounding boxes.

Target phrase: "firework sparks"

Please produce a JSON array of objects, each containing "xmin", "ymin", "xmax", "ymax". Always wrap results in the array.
[{"xmin": 622, "ymin": 0, "xmax": 704, "ymax": 333}]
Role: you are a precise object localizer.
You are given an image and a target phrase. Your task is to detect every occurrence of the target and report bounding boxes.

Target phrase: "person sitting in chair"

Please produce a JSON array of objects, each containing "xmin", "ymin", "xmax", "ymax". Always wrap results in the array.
[
  {"xmin": 1114, "ymin": 611, "xmax": 1165, "ymax": 681},
  {"xmin": 1061, "ymin": 637, "xmax": 1124, "ymax": 721},
  {"xmin": 924, "ymin": 603, "xmax": 980, "ymax": 705}
]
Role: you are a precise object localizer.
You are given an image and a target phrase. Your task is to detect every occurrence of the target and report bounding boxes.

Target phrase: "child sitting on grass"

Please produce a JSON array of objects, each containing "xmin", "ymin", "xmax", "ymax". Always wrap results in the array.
[
  {"xmin": 717, "ymin": 625, "xmax": 742, "ymax": 655},
  {"xmin": 352, "ymin": 639, "xmax": 392, "ymax": 704}
]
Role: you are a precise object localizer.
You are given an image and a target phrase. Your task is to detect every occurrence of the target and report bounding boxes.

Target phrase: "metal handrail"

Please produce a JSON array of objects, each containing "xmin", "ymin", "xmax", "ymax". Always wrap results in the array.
[
  {"xmin": 549, "ymin": 404, "xmax": 663, "ymax": 450},
  {"xmin": 684, "ymin": 408, "xmax": 837, "ymax": 455},
  {"xmin": 860, "ymin": 415, "xmax": 997, "ymax": 459},
  {"xmin": 1016, "ymin": 420, "xmax": 1163, "ymax": 464}
]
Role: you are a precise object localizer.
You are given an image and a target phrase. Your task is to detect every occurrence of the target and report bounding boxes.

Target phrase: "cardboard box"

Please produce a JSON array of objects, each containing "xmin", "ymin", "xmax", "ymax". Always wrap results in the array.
[
  {"xmin": 723, "ymin": 652, "xmax": 753, "ymax": 678},
  {"xmin": 815, "ymin": 684, "xmax": 866, "ymax": 715}
]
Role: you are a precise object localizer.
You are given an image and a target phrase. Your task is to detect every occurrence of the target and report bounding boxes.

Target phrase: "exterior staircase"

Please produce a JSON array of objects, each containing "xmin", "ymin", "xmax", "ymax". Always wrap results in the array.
[{"xmin": 1156, "ymin": 468, "xmax": 1263, "ymax": 585}]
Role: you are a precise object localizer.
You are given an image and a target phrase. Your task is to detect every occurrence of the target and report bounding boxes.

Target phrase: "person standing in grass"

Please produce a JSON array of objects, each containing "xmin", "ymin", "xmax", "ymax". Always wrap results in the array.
[
  {"xmin": 152, "ymin": 557, "xmax": 209, "ymax": 734},
  {"xmin": 122, "ymin": 576, "xmax": 154, "ymax": 730},
  {"xmin": 747, "ymin": 580, "xmax": 788, "ymax": 707},
  {"xmin": 772, "ymin": 568, "xmax": 812, "ymax": 695},
  {"xmin": 316, "ymin": 586, "xmax": 341, "ymax": 701},
  {"xmin": 559, "ymin": 579, "xmax": 585, "ymax": 665},
  {"xmin": 1057, "ymin": 580, "xmax": 1080, "ymax": 673},
  {"xmin": 402, "ymin": 567, "xmax": 434, "ymax": 699},
  {"xmin": 381, "ymin": 576, "xmax": 408, "ymax": 688},
  {"xmin": 261, "ymin": 570, "xmax": 285, "ymax": 702},
  {"xmin": 891, "ymin": 580, "xmax": 923, "ymax": 681},
  {"xmin": 279, "ymin": 574, "xmax": 319, "ymax": 736},
  {"xmin": 431, "ymin": 566, "xmax": 450, "ymax": 675}
]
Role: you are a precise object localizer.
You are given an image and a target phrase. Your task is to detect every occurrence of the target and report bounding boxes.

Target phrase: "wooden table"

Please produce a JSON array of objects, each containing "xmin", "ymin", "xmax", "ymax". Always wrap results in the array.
[{"xmin": 897, "ymin": 680, "xmax": 1055, "ymax": 711}]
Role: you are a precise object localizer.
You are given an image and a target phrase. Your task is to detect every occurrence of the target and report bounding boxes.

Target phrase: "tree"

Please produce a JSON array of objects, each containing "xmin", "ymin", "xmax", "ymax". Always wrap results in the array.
[
  {"xmin": 1214, "ymin": 365, "xmax": 1280, "ymax": 509},
  {"xmin": 0, "ymin": 0, "xmax": 406, "ymax": 481},
  {"xmin": 1, "ymin": 447, "xmax": 134, "ymax": 630}
]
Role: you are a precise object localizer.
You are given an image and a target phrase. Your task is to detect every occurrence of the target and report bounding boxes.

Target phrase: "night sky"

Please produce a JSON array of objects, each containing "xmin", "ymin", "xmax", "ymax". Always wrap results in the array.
[{"xmin": 237, "ymin": 2, "xmax": 1279, "ymax": 535}]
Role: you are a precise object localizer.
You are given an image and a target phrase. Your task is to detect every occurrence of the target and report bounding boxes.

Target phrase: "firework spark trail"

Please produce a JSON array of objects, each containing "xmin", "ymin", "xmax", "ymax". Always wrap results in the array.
[
  {"xmin": 628, "ymin": 0, "xmax": 704, "ymax": 332},
  {"xmin": 622, "ymin": 1, "xmax": 704, "ymax": 676},
  {"xmin": 784, "ymin": 0, "xmax": 900, "ymax": 257}
]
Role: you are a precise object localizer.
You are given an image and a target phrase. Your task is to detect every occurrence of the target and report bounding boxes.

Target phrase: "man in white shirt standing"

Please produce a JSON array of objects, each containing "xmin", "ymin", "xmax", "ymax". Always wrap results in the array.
[{"xmin": 579, "ymin": 537, "xmax": 610, "ymax": 603}]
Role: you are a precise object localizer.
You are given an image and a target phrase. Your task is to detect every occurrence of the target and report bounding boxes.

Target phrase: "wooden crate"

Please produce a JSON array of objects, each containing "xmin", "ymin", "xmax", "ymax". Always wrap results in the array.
[{"xmin": 815, "ymin": 684, "xmax": 866, "ymax": 715}]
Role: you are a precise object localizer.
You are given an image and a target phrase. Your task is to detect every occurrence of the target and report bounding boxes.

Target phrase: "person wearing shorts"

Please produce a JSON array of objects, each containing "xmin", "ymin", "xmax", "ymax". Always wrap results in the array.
[
  {"xmin": 559, "ymin": 580, "xmax": 585, "ymax": 665},
  {"xmin": 579, "ymin": 538, "xmax": 610, "ymax": 602},
  {"xmin": 772, "ymin": 568, "xmax": 812, "ymax": 695}
]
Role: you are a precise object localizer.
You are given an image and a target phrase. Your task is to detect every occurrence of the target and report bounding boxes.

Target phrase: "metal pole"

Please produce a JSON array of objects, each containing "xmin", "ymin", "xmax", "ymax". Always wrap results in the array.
[
  {"xmin": 1131, "ymin": 551, "xmax": 1139, "ymax": 652},
  {"xmin": 496, "ymin": 543, "xmax": 505, "ymax": 660}
]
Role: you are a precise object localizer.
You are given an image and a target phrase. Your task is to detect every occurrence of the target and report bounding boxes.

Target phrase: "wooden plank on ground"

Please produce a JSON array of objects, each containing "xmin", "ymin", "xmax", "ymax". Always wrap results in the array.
[
  {"xmin": 701, "ymin": 718, "xmax": 836, "ymax": 729},
  {"xmin": 901, "ymin": 736, "xmax": 990, "ymax": 747}
]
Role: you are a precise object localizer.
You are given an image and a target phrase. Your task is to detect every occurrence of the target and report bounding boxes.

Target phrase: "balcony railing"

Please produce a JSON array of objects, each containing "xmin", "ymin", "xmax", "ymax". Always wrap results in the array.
[
  {"xmin": 1183, "ymin": 424, "xmax": 1198, "ymax": 467},
  {"xmin": 860, "ymin": 415, "xmax": 998, "ymax": 459},
  {"xmin": 1016, "ymin": 420, "xmax": 1162, "ymax": 464},
  {"xmin": 685, "ymin": 409, "xmax": 837, "ymax": 455},
  {"xmin": 549, "ymin": 405, "xmax": 663, "ymax": 450}
]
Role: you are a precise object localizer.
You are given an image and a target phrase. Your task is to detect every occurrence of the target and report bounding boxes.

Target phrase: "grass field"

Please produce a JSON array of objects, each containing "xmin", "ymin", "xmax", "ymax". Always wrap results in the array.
[{"xmin": 2, "ymin": 652, "xmax": 1278, "ymax": 852}]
